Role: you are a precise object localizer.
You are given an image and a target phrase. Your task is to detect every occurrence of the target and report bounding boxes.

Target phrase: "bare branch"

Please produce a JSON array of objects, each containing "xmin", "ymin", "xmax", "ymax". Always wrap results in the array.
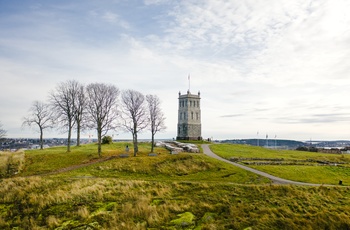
[
  {"xmin": 86, "ymin": 83, "xmax": 119, "ymax": 156},
  {"xmin": 146, "ymin": 94, "xmax": 166, "ymax": 152},
  {"xmin": 120, "ymin": 89, "xmax": 148, "ymax": 155},
  {"xmin": 49, "ymin": 80, "xmax": 81, "ymax": 152},
  {"xmin": 22, "ymin": 101, "xmax": 54, "ymax": 149}
]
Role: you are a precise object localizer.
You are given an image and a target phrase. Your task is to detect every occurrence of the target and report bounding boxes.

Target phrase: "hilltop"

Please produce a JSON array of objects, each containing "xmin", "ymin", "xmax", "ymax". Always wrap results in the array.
[{"xmin": 1, "ymin": 142, "xmax": 350, "ymax": 229}]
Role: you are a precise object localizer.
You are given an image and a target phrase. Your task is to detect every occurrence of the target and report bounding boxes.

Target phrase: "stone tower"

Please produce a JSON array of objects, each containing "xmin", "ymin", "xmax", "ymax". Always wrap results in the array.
[{"xmin": 176, "ymin": 90, "xmax": 202, "ymax": 140}]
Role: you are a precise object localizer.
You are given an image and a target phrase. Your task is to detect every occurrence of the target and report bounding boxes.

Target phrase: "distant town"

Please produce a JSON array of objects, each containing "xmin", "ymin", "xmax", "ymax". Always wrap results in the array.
[{"xmin": 0, "ymin": 138, "xmax": 88, "ymax": 151}]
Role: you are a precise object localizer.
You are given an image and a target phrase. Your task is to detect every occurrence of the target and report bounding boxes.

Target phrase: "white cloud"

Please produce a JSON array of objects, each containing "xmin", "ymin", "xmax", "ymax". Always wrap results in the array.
[
  {"xmin": 101, "ymin": 11, "xmax": 130, "ymax": 29},
  {"xmin": 143, "ymin": 0, "xmax": 171, "ymax": 6},
  {"xmin": 1, "ymin": 0, "xmax": 350, "ymax": 140}
]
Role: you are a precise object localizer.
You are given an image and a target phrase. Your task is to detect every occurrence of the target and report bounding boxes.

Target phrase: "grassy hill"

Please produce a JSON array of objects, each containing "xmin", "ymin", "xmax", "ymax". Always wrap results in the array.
[
  {"xmin": 1, "ymin": 142, "xmax": 350, "ymax": 229},
  {"xmin": 210, "ymin": 144, "xmax": 350, "ymax": 185}
]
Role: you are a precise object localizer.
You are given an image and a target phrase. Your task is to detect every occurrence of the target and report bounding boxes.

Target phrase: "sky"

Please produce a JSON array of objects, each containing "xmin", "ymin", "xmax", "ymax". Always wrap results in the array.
[{"xmin": 1, "ymin": 0, "xmax": 350, "ymax": 141}]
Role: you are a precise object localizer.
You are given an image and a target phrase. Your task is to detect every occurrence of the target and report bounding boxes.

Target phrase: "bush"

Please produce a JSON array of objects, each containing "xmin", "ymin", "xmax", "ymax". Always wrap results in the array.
[
  {"xmin": 296, "ymin": 146, "xmax": 318, "ymax": 152},
  {"xmin": 102, "ymin": 136, "xmax": 113, "ymax": 144},
  {"xmin": 296, "ymin": 146, "xmax": 308, "ymax": 151}
]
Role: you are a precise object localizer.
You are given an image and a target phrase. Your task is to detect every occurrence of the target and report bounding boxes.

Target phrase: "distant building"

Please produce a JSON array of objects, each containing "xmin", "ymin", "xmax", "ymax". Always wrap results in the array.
[{"xmin": 176, "ymin": 90, "xmax": 202, "ymax": 140}]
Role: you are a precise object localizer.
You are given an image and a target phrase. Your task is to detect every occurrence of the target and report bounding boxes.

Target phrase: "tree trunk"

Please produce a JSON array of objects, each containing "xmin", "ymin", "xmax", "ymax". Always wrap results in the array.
[
  {"xmin": 67, "ymin": 124, "xmax": 72, "ymax": 152},
  {"xmin": 97, "ymin": 128, "xmax": 102, "ymax": 157},
  {"xmin": 151, "ymin": 133, "xmax": 155, "ymax": 153},
  {"xmin": 133, "ymin": 133, "xmax": 138, "ymax": 157},
  {"xmin": 76, "ymin": 123, "xmax": 81, "ymax": 147},
  {"xmin": 39, "ymin": 127, "xmax": 43, "ymax": 150}
]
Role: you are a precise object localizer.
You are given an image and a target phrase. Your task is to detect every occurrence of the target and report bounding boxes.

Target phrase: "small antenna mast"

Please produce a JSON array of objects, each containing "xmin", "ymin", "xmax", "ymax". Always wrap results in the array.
[{"xmin": 188, "ymin": 74, "xmax": 191, "ymax": 92}]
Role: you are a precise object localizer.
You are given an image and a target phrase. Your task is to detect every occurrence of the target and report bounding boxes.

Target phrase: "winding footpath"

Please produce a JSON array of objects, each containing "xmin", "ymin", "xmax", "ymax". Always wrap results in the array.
[{"xmin": 202, "ymin": 144, "xmax": 325, "ymax": 186}]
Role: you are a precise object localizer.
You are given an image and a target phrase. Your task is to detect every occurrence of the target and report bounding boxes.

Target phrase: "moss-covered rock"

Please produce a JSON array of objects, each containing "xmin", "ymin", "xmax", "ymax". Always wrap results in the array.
[{"xmin": 170, "ymin": 212, "xmax": 195, "ymax": 229}]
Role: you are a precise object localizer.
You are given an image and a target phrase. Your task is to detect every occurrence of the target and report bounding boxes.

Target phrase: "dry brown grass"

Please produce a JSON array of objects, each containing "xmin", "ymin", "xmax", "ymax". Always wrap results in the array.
[
  {"xmin": 3, "ymin": 143, "xmax": 350, "ymax": 229},
  {"xmin": 2, "ymin": 176, "xmax": 350, "ymax": 229},
  {"xmin": 0, "ymin": 150, "xmax": 24, "ymax": 177},
  {"xmin": 46, "ymin": 215, "xmax": 61, "ymax": 228}
]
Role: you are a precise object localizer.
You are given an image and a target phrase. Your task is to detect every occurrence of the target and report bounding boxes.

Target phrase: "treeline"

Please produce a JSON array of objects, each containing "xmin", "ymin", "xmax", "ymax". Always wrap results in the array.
[
  {"xmin": 22, "ymin": 80, "xmax": 166, "ymax": 156},
  {"xmin": 221, "ymin": 139, "xmax": 305, "ymax": 149}
]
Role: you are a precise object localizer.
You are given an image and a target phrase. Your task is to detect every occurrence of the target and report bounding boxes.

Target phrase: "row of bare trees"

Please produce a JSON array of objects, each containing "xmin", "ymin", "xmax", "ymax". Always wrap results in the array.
[{"xmin": 22, "ymin": 80, "xmax": 166, "ymax": 157}]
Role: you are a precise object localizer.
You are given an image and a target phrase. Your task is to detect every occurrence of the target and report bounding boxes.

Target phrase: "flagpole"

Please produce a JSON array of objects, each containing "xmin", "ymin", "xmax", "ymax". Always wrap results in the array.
[{"xmin": 188, "ymin": 74, "xmax": 190, "ymax": 92}]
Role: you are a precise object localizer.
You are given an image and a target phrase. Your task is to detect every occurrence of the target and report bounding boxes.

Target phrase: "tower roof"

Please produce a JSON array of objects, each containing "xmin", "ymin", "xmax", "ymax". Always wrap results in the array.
[{"xmin": 178, "ymin": 90, "xmax": 201, "ymax": 99}]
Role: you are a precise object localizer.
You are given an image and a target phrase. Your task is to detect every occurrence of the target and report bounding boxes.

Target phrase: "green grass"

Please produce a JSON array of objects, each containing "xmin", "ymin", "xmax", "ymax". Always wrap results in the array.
[
  {"xmin": 21, "ymin": 142, "xmax": 270, "ymax": 184},
  {"xmin": 21, "ymin": 142, "xmax": 169, "ymax": 176},
  {"xmin": 62, "ymin": 152, "xmax": 270, "ymax": 184},
  {"xmin": 1, "ymin": 177, "xmax": 350, "ymax": 229},
  {"xmin": 2, "ymin": 142, "xmax": 350, "ymax": 229},
  {"xmin": 210, "ymin": 144, "xmax": 350, "ymax": 185},
  {"xmin": 210, "ymin": 144, "xmax": 350, "ymax": 162}
]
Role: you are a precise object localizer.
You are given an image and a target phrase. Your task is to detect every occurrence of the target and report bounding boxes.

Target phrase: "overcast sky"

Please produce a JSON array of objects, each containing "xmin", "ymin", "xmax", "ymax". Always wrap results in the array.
[{"xmin": 1, "ymin": 0, "xmax": 350, "ymax": 141}]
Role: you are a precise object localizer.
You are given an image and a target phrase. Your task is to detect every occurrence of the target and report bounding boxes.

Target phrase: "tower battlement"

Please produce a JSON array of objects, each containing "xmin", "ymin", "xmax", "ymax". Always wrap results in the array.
[{"xmin": 176, "ymin": 90, "xmax": 202, "ymax": 141}]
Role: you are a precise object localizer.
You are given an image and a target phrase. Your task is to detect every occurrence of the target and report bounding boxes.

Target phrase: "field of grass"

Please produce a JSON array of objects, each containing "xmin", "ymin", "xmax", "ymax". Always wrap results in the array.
[
  {"xmin": 2, "ymin": 177, "xmax": 350, "ymax": 229},
  {"xmin": 2, "ymin": 142, "xmax": 350, "ymax": 229},
  {"xmin": 21, "ymin": 142, "xmax": 270, "ymax": 184},
  {"xmin": 21, "ymin": 142, "xmax": 169, "ymax": 176},
  {"xmin": 61, "ymin": 153, "xmax": 270, "ymax": 184},
  {"xmin": 210, "ymin": 144, "xmax": 350, "ymax": 185}
]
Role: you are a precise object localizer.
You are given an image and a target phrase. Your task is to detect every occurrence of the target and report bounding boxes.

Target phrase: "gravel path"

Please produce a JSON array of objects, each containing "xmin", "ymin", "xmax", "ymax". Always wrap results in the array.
[{"xmin": 202, "ymin": 144, "xmax": 325, "ymax": 186}]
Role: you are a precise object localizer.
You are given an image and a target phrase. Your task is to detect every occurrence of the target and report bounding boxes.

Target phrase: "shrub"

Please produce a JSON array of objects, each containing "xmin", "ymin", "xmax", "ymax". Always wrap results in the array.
[
  {"xmin": 296, "ymin": 146, "xmax": 318, "ymax": 152},
  {"xmin": 296, "ymin": 146, "xmax": 308, "ymax": 151},
  {"xmin": 102, "ymin": 136, "xmax": 113, "ymax": 145}
]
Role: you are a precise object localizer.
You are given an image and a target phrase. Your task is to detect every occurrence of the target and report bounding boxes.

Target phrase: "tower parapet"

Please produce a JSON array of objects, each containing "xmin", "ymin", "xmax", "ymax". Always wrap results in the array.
[{"xmin": 176, "ymin": 91, "xmax": 202, "ymax": 140}]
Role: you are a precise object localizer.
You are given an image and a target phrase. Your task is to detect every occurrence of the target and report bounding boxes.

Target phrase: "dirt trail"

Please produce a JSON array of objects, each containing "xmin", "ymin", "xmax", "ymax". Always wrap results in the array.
[{"xmin": 32, "ymin": 155, "xmax": 118, "ymax": 177}]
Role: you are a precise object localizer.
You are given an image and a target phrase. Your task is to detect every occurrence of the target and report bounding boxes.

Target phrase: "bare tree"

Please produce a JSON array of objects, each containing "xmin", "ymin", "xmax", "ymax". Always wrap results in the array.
[
  {"xmin": 0, "ymin": 122, "xmax": 6, "ymax": 139},
  {"xmin": 49, "ymin": 80, "xmax": 80, "ymax": 152},
  {"xmin": 22, "ymin": 101, "xmax": 53, "ymax": 149},
  {"xmin": 146, "ymin": 94, "xmax": 166, "ymax": 153},
  {"xmin": 74, "ymin": 82, "xmax": 86, "ymax": 147},
  {"xmin": 121, "ymin": 89, "xmax": 148, "ymax": 156},
  {"xmin": 86, "ymin": 83, "xmax": 119, "ymax": 157}
]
